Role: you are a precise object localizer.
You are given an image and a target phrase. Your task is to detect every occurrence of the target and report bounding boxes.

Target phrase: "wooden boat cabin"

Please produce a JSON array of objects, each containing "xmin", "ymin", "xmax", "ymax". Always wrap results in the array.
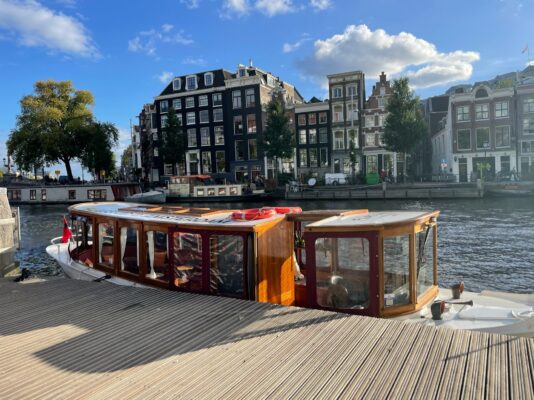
[{"xmin": 68, "ymin": 203, "xmax": 439, "ymax": 318}]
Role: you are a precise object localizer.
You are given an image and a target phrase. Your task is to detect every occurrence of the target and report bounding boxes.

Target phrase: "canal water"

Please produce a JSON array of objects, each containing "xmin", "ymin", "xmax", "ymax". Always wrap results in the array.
[{"xmin": 16, "ymin": 197, "xmax": 534, "ymax": 294}]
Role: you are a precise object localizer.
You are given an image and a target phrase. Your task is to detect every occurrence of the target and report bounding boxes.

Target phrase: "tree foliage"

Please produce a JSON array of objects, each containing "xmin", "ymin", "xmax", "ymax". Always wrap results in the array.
[
  {"xmin": 7, "ymin": 80, "xmax": 117, "ymax": 181},
  {"xmin": 121, "ymin": 144, "xmax": 133, "ymax": 173},
  {"xmin": 160, "ymin": 108, "xmax": 186, "ymax": 175},
  {"xmin": 261, "ymin": 96, "xmax": 294, "ymax": 161},
  {"xmin": 79, "ymin": 122, "xmax": 118, "ymax": 180}
]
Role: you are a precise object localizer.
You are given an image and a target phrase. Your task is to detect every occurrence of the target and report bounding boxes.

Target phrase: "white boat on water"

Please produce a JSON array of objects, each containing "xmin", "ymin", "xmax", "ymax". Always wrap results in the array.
[
  {"xmin": 46, "ymin": 202, "xmax": 534, "ymax": 337},
  {"xmin": 124, "ymin": 190, "xmax": 166, "ymax": 204}
]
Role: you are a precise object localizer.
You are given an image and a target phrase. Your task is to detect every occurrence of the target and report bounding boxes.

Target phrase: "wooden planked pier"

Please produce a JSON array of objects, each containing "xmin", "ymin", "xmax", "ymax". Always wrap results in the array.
[{"xmin": 0, "ymin": 277, "xmax": 532, "ymax": 399}]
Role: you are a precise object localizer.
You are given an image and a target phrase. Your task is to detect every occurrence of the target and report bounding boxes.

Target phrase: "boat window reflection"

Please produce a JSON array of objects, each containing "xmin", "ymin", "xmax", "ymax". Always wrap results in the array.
[
  {"xmin": 210, "ymin": 235, "xmax": 244, "ymax": 297},
  {"xmin": 417, "ymin": 227, "xmax": 435, "ymax": 298},
  {"xmin": 315, "ymin": 237, "xmax": 370, "ymax": 309},
  {"xmin": 383, "ymin": 235, "xmax": 410, "ymax": 307},
  {"xmin": 72, "ymin": 217, "xmax": 93, "ymax": 267},
  {"xmin": 173, "ymin": 232, "xmax": 203, "ymax": 291},
  {"xmin": 98, "ymin": 223, "xmax": 114, "ymax": 267},
  {"xmin": 146, "ymin": 230, "xmax": 169, "ymax": 282},
  {"xmin": 120, "ymin": 227, "xmax": 139, "ymax": 275}
]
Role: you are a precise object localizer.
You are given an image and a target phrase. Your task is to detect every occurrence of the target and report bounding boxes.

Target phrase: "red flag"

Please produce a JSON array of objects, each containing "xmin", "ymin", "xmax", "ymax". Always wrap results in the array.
[{"xmin": 61, "ymin": 216, "xmax": 72, "ymax": 243}]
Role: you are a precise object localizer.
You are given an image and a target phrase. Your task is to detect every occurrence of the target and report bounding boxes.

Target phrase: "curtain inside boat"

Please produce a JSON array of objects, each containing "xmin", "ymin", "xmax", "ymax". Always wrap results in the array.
[
  {"xmin": 147, "ymin": 231, "xmax": 156, "ymax": 279},
  {"xmin": 120, "ymin": 227, "xmax": 127, "ymax": 270}
]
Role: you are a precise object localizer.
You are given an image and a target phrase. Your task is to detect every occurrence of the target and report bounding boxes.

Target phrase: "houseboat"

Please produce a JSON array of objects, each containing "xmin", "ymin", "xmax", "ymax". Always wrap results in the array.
[
  {"xmin": 46, "ymin": 202, "xmax": 534, "ymax": 337},
  {"xmin": 6, "ymin": 183, "xmax": 140, "ymax": 204}
]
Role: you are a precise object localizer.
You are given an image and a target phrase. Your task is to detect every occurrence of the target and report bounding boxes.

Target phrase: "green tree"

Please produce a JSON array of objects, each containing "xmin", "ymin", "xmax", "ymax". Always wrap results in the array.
[
  {"xmin": 160, "ymin": 108, "xmax": 186, "ymax": 175},
  {"xmin": 79, "ymin": 122, "xmax": 118, "ymax": 181},
  {"xmin": 261, "ymin": 96, "xmax": 294, "ymax": 182},
  {"xmin": 383, "ymin": 77, "xmax": 427, "ymax": 182},
  {"xmin": 8, "ymin": 80, "xmax": 95, "ymax": 181},
  {"xmin": 348, "ymin": 128, "xmax": 361, "ymax": 182},
  {"xmin": 120, "ymin": 144, "xmax": 133, "ymax": 180}
]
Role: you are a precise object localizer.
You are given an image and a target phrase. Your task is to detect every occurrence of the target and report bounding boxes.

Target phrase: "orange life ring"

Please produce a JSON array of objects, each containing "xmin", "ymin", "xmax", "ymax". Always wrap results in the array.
[
  {"xmin": 274, "ymin": 207, "xmax": 302, "ymax": 214},
  {"xmin": 231, "ymin": 207, "xmax": 277, "ymax": 221}
]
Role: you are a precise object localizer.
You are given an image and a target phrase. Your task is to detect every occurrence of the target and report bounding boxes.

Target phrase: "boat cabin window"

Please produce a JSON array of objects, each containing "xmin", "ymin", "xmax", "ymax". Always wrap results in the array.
[
  {"xmin": 172, "ymin": 232, "xmax": 203, "ymax": 292},
  {"xmin": 98, "ymin": 223, "xmax": 114, "ymax": 267},
  {"xmin": 146, "ymin": 230, "xmax": 169, "ymax": 283},
  {"xmin": 120, "ymin": 227, "xmax": 139, "ymax": 275},
  {"xmin": 71, "ymin": 216, "xmax": 93, "ymax": 267},
  {"xmin": 416, "ymin": 226, "xmax": 435, "ymax": 298},
  {"xmin": 383, "ymin": 235, "xmax": 410, "ymax": 307},
  {"xmin": 210, "ymin": 235, "xmax": 244, "ymax": 297},
  {"xmin": 315, "ymin": 237, "xmax": 370, "ymax": 310}
]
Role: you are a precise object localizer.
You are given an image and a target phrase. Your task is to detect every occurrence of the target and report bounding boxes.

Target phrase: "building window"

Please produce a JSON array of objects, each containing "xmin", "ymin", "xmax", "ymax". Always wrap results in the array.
[
  {"xmin": 367, "ymin": 155, "xmax": 378, "ymax": 173},
  {"xmin": 308, "ymin": 113, "xmax": 317, "ymax": 125},
  {"xmin": 475, "ymin": 103, "xmax": 489, "ymax": 120},
  {"xmin": 378, "ymin": 97, "xmax": 386, "ymax": 108},
  {"xmin": 298, "ymin": 114, "xmax": 306, "ymax": 126},
  {"xmin": 299, "ymin": 149, "xmax": 308, "ymax": 167},
  {"xmin": 247, "ymin": 114, "xmax": 256, "ymax": 133},
  {"xmin": 214, "ymin": 126, "xmax": 224, "ymax": 145},
  {"xmin": 7, "ymin": 190, "xmax": 21, "ymax": 201},
  {"xmin": 456, "ymin": 105, "xmax": 470, "ymax": 121},
  {"xmin": 213, "ymin": 93, "xmax": 222, "ymax": 107},
  {"xmin": 319, "ymin": 127, "xmax": 328, "ymax": 143},
  {"xmin": 199, "ymin": 95, "xmax": 208, "ymax": 107},
  {"xmin": 187, "ymin": 129, "xmax": 197, "ymax": 147},
  {"xmin": 202, "ymin": 152, "xmax": 211, "ymax": 173},
  {"xmin": 333, "ymin": 105, "xmax": 343, "ymax": 123},
  {"xmin": 365, "ymin": 133, "xmax": 376, "ymax": 147},
  {"xmin": 160, "ymin": 100, "xmax": 168, "ymax": 113},
  {"xmin": 40, "ymin": 189, "xmax": 47, "ymax": 201},
  {"xmin": 524, "ymin": 98, "xmax": 534, "ymax": 113},
  {"xmin": 501, "ymin": 156, "xmax": 510, "ymax": 173},
  {"xmin": 309, "ymin": 128, "xmax": 317, "ymax": 144},
  {"xmin": 319, "ymin": 112, "xmax": 327, "ymax": 124},
  {"xmin": 186, "ymin": 75, "xmax": 197, "ymax": 90},
  {"xmin": 199, "ymin": 110, "xmax": 209, "ymax": 124},
  {"xmin": 248, "ymin": 139, "xmax": 257, "ymax": 160},
  {"xmin": 309, "ymin": 148, "xmax": 318, "ymax": 167},
  {"xmin": 320, "ymin": 148, "xmax": 328, "ymax": 166},
  {"xmin": 245, "ymin": 88, "xmax": 255, "ymax": 108},
  {"xmin": 495, "ymin": 101, "xmax": 508, "ymax": 118},
  {"xmin": 173, "ymin": 78, "xmax": 181, "ymax": 91},
  {"xmin": 213, "ymin": 108, "xmax": 223, "ymax": 122},
  {"xmin": 30, "ymin": 189, "xmax": 36, "ymax": 200},
  {"xmin": 235, "ymin": 140, "xmax": 245, "ymax": 160},
  {"xmin": 234, "ymin": 116, "xmax": 243, "ymax": 134},
  {"xmin": 172, "ymin": 99, "xmax": 181, "ymax": 110},
  {"xmin": 186, "ymin": 112, "xmax": 196, "ymax": 125},
  {"xmin": 200, "ymin": 127, "xmax": 210, "ymax": 146},
  {"xmin": 457, "ymin": 129, "xmax": 471, "ymax": 150},
  {"xmin": 204, "ymin": 72, "xmax": 214, "ymax": 86},
  {"xmin": 69, "ymin": 190, "xmax": 76, "ymax": 200},
  {"xmin": 161, "ymin": 115, "xmax": 168, "ymax": 128},
  {"xmin": 476, "ymin": 127, "xmax": 490, "ymax": 149},
  {"xmin": 177, "ymin": 114, "xmax": 183, "ymax": 126},
  {"xmin": 366, "ymin": 115, "xmax": 374, "ymax": 127},
  {"xmin": 380, "ymin": 87, "xmax": 386, "ymax": 96},
  {"xmin": 153, "ymin": 147, "xmax": 159, "ymax": 157},
  {"xmin": 334, "ymin": 130, "xmax": 344, "ymax": 150},
  {"xmin": 232, "ymin": 91, "xmax": 242, "ymax": 109},
  {"xmin": 186, "ymin": 97, "xmax": 195, "ymax": 108},
  {"xmin": 523, "ymin": 118, "xmax": 534, "ymax": 135},
  {"xmin": 164, "ymin": 164, "xmax": 173, "ymax": 175},
  {"xmin": 495, "ymin": 126, "xmax": 510, "ymax": 148},
  {"xmin": 332, "ymin": 86, "xmax": 342, "ymax": 98},
  {"xmin": 347, "ymin": 102, "xmax": 358, "ymax": 121},
  {"xmin": 216, "ymin": 151, "xmax": 225, "ymax": 172},
  {"xmin": 347, "ymin": 85, "xmax": 356, "ymax": 97},
  {"xmin": 299, "ymin": 129, "xmax": 307, "ymax": 144}
]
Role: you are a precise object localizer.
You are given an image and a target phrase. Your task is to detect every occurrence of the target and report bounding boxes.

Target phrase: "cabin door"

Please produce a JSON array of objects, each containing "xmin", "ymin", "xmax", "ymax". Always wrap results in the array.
[{"xmin": 304, "ymin": 231, "xmax": 379, "ymax": 317}]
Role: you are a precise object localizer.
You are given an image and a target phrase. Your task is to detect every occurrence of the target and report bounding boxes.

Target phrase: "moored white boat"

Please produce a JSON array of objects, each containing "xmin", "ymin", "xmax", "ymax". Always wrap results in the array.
[{"xmin": 124, "ymin": 190, "xmax": 166, "ymax": 204}]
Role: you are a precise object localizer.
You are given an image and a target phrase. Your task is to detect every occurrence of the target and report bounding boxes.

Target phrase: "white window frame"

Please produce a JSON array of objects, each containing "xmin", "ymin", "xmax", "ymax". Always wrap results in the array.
[
  {"xmin": 524, "ymin": 98, "xmax": 534, "ymax": 113},
  {"xmin": 457, "ymin": 129, "xmax": 471, "ymax": 151},
  {"xmin": 186, "ymin": 97, "xmax": 195, "ymax": 108},
  {"xmin": 187, "ymin": 129, "xmax": 197, "ymax": 147},
  {"xmin": 232, "ymin": 90, "xmax": 242, "ymax": 109},
  {"xmin": 213, "ymin": 108, "xmax": 223, "ymax": 122},
  {"xmin": 160, "ymin": 115, "xmax": 168, "ymax": 128},
  {"xmin": 332, "ymin": 86, "xmax": 343, "ymax": 99},
  {"xmin": 204, "ymin": 72, "xmax": 214, "ymax": 86},
  {"xmin": 160, "ymin": 100, "xmax": 169, "ymax": 113},
  {"xmin": 173, "ymin": 98, "xmax": 182, "ymax": 110},
  {"xmin": 214, "ymin": 126, "xmax": 224, "ymax": 145},
  {"xmin": 333, "ymin": 130, "xmax": 344, "ymax": 150},
  {"xmin": 475, "ymin": 103, "xmax": 489, "ymax": 120},
  {"xmin": 247, "ymin": 114, "xmax": 256, "ymax": 134},
  {"xmin": 457, "ymin": 105, "xmax": 470, "ymax": 122},
  {"xmin": 186, "ymin": 112, "xmax": 196, "ymax": 125},
  {"xmin": 199, "ymin": 95, "xmax": 208, "ymax": 107},
  {"xmin": 200, "ymin": 127, "xmax": 210, "ymax": 146},
  {"xmin": 212, "ymin": 93, "xmax": 223, "ymax": 107},
  {"xmin": 495, "ymin": 101, "xmax": 508, "ymax": 118},
  {"xmin": 173, "ymin": 78, "xmax": 181, "ymax": 91},
  {"xmin": 186, "ymin": 75, "xmax": 198, "ymax": 91},
  {"xmin": 495, "ymin": 125, "xmax": 510, "ymax": 148},
  {"xmin": 199, "ymin": 110, "xmax": 209, "ymax": 124}
]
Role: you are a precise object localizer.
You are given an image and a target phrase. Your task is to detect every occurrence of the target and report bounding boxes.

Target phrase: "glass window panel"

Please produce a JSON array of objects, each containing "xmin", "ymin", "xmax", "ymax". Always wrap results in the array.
[
  {"xmin": 210, "ymin": 235, "xmax": 244, "ymax": 297},
  {"xmin": 120, "ymin": 226, "xmax": 139, "ymax": 275},
  {"xmin": 173, "ymin": 232, "xmax": 203, "ymax": 292},
  {"xmin": 416, "ymin": 227, "xmax": 435, "ymax": 298},
  {"xmin": 315, "ymin": 237, "xmax": 370, "ymax": 310},
  {"xmin": 383, "ymin": 236, "xmax": 410, "ymax": 307},
  {"xmin": 98, "ymin": 222, "xmax": 114, "ymax": 267}
]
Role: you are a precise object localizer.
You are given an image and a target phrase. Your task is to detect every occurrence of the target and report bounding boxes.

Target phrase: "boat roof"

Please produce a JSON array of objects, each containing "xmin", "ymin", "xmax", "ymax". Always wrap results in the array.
[
  {"xmin": 305, "ymin": 210, "xmax": 439, "ymax": 232},
  {"xmin": 68, "ymin": 202, "xmax": 284, "ymax": 231}
]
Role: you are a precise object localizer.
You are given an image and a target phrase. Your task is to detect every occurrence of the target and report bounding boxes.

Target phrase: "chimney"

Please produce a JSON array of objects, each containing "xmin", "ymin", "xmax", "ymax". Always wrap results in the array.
[{"xmin": 380, "ymin": 71, "xmax": 387, "ymax": 84}]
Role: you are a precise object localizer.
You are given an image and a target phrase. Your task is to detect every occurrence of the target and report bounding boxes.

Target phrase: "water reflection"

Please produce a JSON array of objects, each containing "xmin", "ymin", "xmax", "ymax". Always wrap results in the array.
[{"xmin": 16, "ymin": 198, "xmax": 534, "ymax": 294}]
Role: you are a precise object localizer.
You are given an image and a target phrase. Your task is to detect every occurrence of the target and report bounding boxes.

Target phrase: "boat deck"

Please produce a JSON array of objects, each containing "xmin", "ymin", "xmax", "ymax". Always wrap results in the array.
[{"xmin": 1, "ymin": 277, "xmax": 533, "ymax": 399}]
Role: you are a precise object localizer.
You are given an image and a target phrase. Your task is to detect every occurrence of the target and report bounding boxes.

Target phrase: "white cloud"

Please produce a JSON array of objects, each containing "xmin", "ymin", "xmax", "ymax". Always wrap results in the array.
[
  {"xmin": 255, "ymin": 0, "xmax": 294, "ymax": 16},
  {"xmin": 310, "ymin": 0, "xmax": 331, "ymax": 10},
  {"xmin": 156, "ymin": 71, "xmax": 174, "ymax": 83},
  {"xmin": 180, "ymin": 0, "xmax": 200, "ymax": 8},
  {"xmin": 282, "ymin": 35, "xmax": 311, "ymax": 53},
  {"xmin": 220, "ymin": 0, "xmax": 250, "ymax": 18},
  {"xmin": 182, "ymin": 56, "xmax": 207, "ymax": 66},
  {"xmin": 0, "ymin": 0, "xmax": 99, "ymax": 58},
  {"xmin": 297, "ymin": 24, "xmax": 479, "ymax": 89},
  {"xmin": 128, "ymin": 24, "xmax": 193, "ymax": 56}
]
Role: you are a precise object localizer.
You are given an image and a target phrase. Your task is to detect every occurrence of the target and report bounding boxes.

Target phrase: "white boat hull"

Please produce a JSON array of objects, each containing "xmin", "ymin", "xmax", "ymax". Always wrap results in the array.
[{"xmin": 125, "ymin": 190, "xmax": 166, "ymax": 204}]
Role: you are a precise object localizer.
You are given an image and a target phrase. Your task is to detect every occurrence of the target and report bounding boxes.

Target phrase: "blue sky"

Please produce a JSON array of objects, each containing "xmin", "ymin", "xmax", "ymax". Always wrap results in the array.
[{"xmin": 0, "ymin": 0, "xmax": 533, "ymax": 177}]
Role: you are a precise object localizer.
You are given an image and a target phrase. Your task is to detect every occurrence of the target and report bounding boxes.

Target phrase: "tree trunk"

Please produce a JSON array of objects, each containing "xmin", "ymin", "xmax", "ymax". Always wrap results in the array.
[
  {"xmin": 63, "ymin": 159, "xmax": 74, "ymax": 182},
  {"xmin": 403, "ymin": 152, "xmax": 407, "ymax": 184}
]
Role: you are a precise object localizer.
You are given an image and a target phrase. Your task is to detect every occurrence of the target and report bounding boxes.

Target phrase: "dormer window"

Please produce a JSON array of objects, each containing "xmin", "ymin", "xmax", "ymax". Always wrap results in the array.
[
  {"xmin": 239, "ymin": 68, "xmax": 247, "ymax": 77},
  {"xmin": 186, "ymin": 75, "xmax": 198, "ymax": 91},
  {"xmin": 204, "ymin": 72, "xmax": 214, "ymax": 86},
  {"xmin": 173, "ymin": 78, "xmax": 181, "ymax": 91}
]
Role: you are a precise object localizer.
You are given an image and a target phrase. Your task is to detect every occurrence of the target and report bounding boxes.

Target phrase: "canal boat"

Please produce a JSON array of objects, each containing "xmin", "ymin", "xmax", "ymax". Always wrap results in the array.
[
  {"xmin": 46, "ymin": 202, "xmax": 534, "ymax": 337},
  {"xmin": 125, "ymin": 189, "xmax": 166, "ymax": 204}
]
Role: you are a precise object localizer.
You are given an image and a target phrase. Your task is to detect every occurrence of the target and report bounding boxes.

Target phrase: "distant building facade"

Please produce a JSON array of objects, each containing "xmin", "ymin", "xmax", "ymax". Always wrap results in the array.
[{"xmin": 516, "ymin": 75, "xmax": 534, "ymax": 179}]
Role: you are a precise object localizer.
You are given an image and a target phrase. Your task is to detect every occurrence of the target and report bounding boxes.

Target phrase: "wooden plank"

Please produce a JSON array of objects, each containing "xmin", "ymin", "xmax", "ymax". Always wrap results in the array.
[
  {"xmin": 436, "ymin": 330, "xmax": 472, "ymax": 399},
  {"xmin": 486, "ymin": 333, "xmax": 509, "ymax": 400},
  {"xmin": 461, "ymin": 331, "xmax": 491, "ymax": 400},
  {"xmin": 508, "ymin": 336, "xmax": 534, "ymax": 399}
]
